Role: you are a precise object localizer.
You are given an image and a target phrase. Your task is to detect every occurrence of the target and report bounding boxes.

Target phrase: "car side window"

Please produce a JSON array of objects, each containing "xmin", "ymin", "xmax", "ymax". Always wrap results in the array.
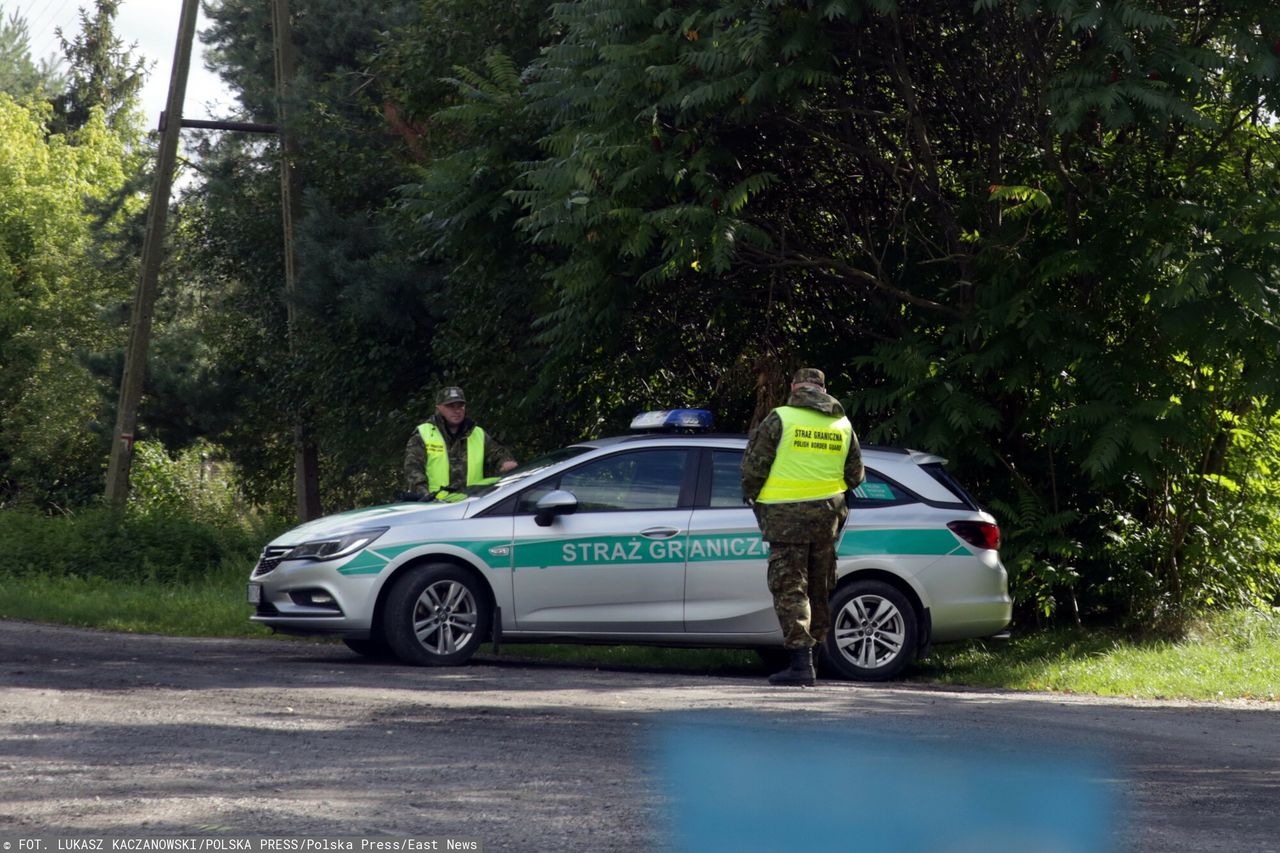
[
  {"xmin": 517, "ymin": 449, "xmax": 690, "ymax": 513},
  {"xmin": 709, "ymin": 450, "xmax": 747, "ymax": 508},
  {"xmin": 850, "ymin": 470, "xmax": 913, "ymax": 504}
]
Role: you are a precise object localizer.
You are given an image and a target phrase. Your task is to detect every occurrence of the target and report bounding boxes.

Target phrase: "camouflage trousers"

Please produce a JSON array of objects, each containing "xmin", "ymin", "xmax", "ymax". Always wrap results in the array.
[
  {"xmin": 766, "ymin": 540, "xmax": 837, "ymax": 649},
  {"xmin": 756, "ymin": 496, "xmax": 847, "ymax": 650}
]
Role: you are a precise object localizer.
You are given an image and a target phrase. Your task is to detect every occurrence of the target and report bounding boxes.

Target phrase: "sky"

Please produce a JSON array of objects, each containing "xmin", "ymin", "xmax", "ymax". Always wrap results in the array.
[{"xmin": 5, "ymin": 0, "xmax": 235, "ymax": 129}]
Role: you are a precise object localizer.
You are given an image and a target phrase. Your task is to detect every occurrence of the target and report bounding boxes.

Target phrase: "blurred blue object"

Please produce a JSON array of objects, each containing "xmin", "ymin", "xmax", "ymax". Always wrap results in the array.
[
  {"xmin": 656, "ymin": 716, "xmax": 1117, "ymax": 853},
  {"xmin": 629, "ymin": 409, "xmax": 716, "ymax": 432}
]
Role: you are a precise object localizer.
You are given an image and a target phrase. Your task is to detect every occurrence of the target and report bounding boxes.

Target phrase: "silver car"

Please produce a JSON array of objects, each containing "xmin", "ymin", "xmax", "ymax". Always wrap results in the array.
[{"xmin": 248, "ymin": 420, "xmax": 1011, "ymax": 680}]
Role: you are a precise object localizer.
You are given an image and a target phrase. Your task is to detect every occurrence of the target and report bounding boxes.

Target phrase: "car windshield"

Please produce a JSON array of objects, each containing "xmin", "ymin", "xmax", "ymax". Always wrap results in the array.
[{"xmin": 459, "ymin": 445, "xmax": 594, "ymax": 497}]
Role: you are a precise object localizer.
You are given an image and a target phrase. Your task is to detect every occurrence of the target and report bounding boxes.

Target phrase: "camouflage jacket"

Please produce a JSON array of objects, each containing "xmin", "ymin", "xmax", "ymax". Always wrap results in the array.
[
  {"xmin": 740, "ymin": 387, "xmax": 865, "ymax": 541},
  {"xmin": 403, "ymin": 414, "xmax": 514, "ymax": 497}
]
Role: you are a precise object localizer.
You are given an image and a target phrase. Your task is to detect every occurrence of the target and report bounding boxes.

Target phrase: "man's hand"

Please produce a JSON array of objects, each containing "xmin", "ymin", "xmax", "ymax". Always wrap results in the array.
[{"xmin": 500, "ymin": 460, "xmax": 518, "ymax": 473}]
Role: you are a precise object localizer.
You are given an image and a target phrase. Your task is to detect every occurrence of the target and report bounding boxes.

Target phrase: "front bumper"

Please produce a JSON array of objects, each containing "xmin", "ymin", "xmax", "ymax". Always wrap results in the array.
[{"xmin": 248, "ymin": 552, "xmax": 378, "ymax": 637}]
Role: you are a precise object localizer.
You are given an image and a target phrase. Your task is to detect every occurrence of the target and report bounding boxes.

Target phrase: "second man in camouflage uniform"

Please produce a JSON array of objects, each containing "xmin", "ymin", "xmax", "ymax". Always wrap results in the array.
[
  {"xmin": 741, "ymin": 368, "xmax": 864, "ymax": 686},
  {"xmin": 404, "ymin": 386, "xmax": 517, "ymax": 501}
]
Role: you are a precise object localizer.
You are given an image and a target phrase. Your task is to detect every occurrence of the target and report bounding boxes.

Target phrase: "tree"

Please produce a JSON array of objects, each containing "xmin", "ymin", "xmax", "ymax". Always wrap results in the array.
[
  {"xmin": 181, "ymin": 0, "xmax": 1280, "ymax": 623},
  {"xmin": 403, "ymin": 0, "xmax": 1280, "ymax": 623},
  {"xmin": 50, "ymin": 0, "xmax": 147, "ymax": 135},
  {"xmin": 0, "ymin": 8, "xmax": 65, "ymax": 99},
  {"xmin": 0, "ymin": 94, "xmax": 143, "ymax": 508},
  {"xmin": 168, "ymin": 0, "xmax": 552, "ymax": 511}
]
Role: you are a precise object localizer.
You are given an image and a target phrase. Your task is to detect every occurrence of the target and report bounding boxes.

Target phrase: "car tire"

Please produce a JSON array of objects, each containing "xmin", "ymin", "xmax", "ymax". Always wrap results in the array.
[
  {"xmin": 383, "ymin": 563, "xmax": 490, "ymax": 667},
  {"xmin": 823, "ymin": 579, "xmax": 918, "ymax": 681},
  {"xmin": 342, "ymin": 636, "xmax": 394, "ymax": 659}
]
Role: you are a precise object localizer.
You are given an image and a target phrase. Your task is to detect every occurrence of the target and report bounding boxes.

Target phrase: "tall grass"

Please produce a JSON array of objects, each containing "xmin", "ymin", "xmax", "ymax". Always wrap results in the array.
[{"xmin": 0, "ymin": 571, "xmax": 272, "ymax": 637}]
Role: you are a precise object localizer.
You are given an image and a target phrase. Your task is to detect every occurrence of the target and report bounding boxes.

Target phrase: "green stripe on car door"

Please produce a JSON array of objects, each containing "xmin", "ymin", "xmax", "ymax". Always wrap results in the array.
[
  {"xmin": 337, "ymin": 528, "xmax": 964, "ymax": 575},
  {"xmin": 839, "ymin": 528, "xmax": 966, "ymax": 557}
]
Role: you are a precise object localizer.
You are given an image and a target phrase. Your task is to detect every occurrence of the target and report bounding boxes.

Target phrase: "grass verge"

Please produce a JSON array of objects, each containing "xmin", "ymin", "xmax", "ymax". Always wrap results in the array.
[
  {"xmin": 0, "ymin": 570, "xmax": 273, "ymax": 639},
  {"xmin": 915, "ymin": 610, "xmax": 1280, "ymax": 701}
]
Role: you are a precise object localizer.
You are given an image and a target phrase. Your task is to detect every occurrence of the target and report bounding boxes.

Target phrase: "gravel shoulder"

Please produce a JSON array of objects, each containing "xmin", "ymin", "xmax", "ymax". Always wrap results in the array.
[{"xmin": 1, "ymin": 620, "xmax": 1277, "ymax": 851}]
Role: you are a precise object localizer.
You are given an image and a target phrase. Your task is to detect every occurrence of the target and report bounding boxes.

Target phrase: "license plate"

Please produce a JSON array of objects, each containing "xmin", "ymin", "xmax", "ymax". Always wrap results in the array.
[{"xmin": 247, "ymin": 583, "xmax": 262, "ymax": 604}]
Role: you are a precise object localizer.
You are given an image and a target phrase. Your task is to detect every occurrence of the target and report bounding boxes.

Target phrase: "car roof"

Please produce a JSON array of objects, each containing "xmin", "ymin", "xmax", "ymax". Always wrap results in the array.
[{"xmin": 569, "ymin": 433, "xmax": 947, "ymax": 466}]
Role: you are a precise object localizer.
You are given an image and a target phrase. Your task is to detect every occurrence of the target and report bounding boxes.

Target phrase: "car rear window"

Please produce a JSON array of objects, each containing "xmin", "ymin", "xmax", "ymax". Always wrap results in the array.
[
  {"xmin": 920, "ymin": 463, "xmax": 978, "ymax": 510},
  {"xmin": 849, "ymin": 471, "xmax": 915, "ymax": 504}
]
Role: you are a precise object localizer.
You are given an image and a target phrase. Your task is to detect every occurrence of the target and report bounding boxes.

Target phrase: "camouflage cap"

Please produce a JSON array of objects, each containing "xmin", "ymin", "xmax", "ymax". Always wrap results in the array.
[
  {"xmin": 791, "ymin": 367, "xmax": 826, "ymax": 387},
  {"xmin": 435, "ymin": 386, "xmax": 466, "ymax": 405}
]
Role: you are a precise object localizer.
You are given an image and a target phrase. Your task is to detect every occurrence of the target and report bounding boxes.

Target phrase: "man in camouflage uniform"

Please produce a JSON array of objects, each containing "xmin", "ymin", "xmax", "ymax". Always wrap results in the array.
[
  {"xmin": 404, "ymin": 386, "xmax": 517, "ymax": 501},
  {"xmin": 741, "ymin": 368, "xmax": 864, "ymax": 686}
]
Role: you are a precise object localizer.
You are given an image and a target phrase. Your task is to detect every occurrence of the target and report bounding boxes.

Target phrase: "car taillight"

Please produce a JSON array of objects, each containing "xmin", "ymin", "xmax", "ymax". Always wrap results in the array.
[{"xmin": 947, "ymin": 520, "xmax": 1000, "ymax": 550}]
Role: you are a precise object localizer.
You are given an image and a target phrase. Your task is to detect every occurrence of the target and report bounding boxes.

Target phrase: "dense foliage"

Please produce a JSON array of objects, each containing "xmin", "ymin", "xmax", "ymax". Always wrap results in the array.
[
  {"xmin": 0, "ymin": 96, "xmax": 142, "ymax": 508},
  {"xmin": 2, "ymin": 0, "xmax": 1278, "ymax": 629},
  {"xmin": 0, "ymin": 1, "xmax": 150, "ymax": 510},
  {"xmin": 1, "ymin": 437, "xmax": 284, "ymax": 584}
]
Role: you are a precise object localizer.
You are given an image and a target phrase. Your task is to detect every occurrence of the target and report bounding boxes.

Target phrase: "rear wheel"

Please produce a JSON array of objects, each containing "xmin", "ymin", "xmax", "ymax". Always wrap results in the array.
[
  {"xmin": 383, "ymin": 563, "xmax": 490, "ymax": 666},
  {"xmin": 823, "ymin": 579, "xmax": 918, "ymax": 681}
]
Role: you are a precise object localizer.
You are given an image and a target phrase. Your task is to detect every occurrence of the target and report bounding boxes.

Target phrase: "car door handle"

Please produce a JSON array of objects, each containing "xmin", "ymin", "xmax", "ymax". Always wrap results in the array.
[{"xmin": 640, "ymin": 527, "xmax": 681, "ymax": 539}]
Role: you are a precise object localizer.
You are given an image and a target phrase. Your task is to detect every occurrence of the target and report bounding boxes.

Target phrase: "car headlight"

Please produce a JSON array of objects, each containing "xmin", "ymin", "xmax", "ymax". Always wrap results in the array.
[{"xmin": 284, "ymin": 527, "xmax": 388, "ymax": 561}]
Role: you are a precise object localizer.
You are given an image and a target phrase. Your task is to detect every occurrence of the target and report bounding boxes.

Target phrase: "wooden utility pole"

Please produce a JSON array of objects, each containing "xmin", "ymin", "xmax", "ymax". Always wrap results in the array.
[
  {"xmin": 272, "ymin": 0, "xmax": 322, "ymax": 521},
  {"xmin": 104, "ymin": 0, "xmax": 321, "ymax": 520},
  {"xmin": 104, "ymin": 0, "xmax": 200, "ymax": 505}
]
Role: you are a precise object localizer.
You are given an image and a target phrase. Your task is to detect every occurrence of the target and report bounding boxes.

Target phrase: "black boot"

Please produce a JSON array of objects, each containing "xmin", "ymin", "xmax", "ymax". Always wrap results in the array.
[{"xmin": 768, "ymin": 647, "xmax": 816, "ymax": 686}]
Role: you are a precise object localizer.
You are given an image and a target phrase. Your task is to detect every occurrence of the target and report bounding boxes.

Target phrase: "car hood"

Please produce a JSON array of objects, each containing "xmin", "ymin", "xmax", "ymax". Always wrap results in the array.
[{"xmin": 269, "ymin": 501, "xmax": 471, "ymax": 547}]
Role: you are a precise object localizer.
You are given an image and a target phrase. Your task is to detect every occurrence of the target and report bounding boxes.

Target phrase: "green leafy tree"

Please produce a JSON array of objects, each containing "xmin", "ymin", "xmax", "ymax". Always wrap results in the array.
[
  {"xmin": 183, "ymin": 0, "xmax": 1280, "ymax": 624},
  {"xmin": 414, "ymin": 0, "xmax": 1280, "ymax": 623},
  {"xmin": 0, "ymin": 95, "xmax": 144, "ymax": 508}
]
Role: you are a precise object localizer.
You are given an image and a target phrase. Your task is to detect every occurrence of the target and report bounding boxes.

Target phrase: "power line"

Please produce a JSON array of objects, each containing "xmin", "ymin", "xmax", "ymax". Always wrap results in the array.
[
  {"xmin": 14, "ymin": 0, "xmax": 73, "ymax": 61},
  {"xmin": 22, "ymin": 0, "xmax": 68, "ymax": 41}
]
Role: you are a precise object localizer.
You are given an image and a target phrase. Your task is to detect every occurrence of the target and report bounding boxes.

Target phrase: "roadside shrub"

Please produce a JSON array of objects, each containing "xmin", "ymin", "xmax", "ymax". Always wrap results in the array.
[
  {"xmin": 1093, "ymin": 408, "xmax": 1280, "ymax": 630},
  {"xmin": 0, "ymin": 505, "xmax": 287, "ymax": 584},
  {"xmin": 993, "ymin": 406, "xmax": 1280, "ymax": 633},
  {"xmin": 0, "ymin": 437, "xmax": 289, "ymax": 585},
  {"xmin": 129, "ymin": 439, "xmax": 243, "ymax": 523}
]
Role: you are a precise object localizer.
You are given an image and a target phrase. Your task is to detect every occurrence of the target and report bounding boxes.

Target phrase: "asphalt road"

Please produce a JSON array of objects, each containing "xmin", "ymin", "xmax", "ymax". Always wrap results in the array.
[{"xmin": 0, "ymin": 620, "xmax": 1277, "ymax": 852}]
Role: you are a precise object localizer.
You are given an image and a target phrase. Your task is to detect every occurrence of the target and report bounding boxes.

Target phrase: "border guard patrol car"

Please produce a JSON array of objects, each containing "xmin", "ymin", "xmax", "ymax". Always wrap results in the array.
[{"xmin": 248, "ymin": 410, "xmax": 1011, "ymax": 680}]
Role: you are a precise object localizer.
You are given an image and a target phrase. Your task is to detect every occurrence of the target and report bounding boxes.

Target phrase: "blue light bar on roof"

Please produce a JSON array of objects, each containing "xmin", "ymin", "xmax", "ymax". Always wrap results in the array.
[{"xmin": 629, "ymin": 409, "xmax": 716, "ymax": 432}]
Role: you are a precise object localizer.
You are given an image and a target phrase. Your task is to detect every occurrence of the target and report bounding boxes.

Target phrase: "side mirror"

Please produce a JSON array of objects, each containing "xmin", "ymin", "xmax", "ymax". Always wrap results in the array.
[{"xmin": 534, "ymin": 489, "xmax": 578, "ymax": 527}]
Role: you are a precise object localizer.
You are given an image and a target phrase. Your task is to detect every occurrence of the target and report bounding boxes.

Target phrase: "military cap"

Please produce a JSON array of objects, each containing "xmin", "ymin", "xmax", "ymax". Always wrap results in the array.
[
  {"xmin": 435, "ymin": 386, "xmax": 467, "ymax": 405},
  {"xmin": 791, "ymin": 367, "xmax": 826, "ymax": 387}
]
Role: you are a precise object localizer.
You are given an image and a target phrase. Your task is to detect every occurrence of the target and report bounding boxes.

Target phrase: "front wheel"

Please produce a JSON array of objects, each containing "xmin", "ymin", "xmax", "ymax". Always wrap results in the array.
[
  {"xmin": 383, "ymin": 563, "xmax": 490, "ymax": 667},
  {"xmin": 823, "ymin": 580, "xmax": 918, "ymax": 681}
]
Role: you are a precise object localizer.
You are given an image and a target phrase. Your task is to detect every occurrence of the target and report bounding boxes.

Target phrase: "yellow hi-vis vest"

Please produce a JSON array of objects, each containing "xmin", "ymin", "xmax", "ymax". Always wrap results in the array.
[
  {"xmin": 756, "ymin": 406, "xmax": 853, "ymax": 503},
  {"xmin": 418, "ymin": 422, "xmax": 487, "ymax": 492}
]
